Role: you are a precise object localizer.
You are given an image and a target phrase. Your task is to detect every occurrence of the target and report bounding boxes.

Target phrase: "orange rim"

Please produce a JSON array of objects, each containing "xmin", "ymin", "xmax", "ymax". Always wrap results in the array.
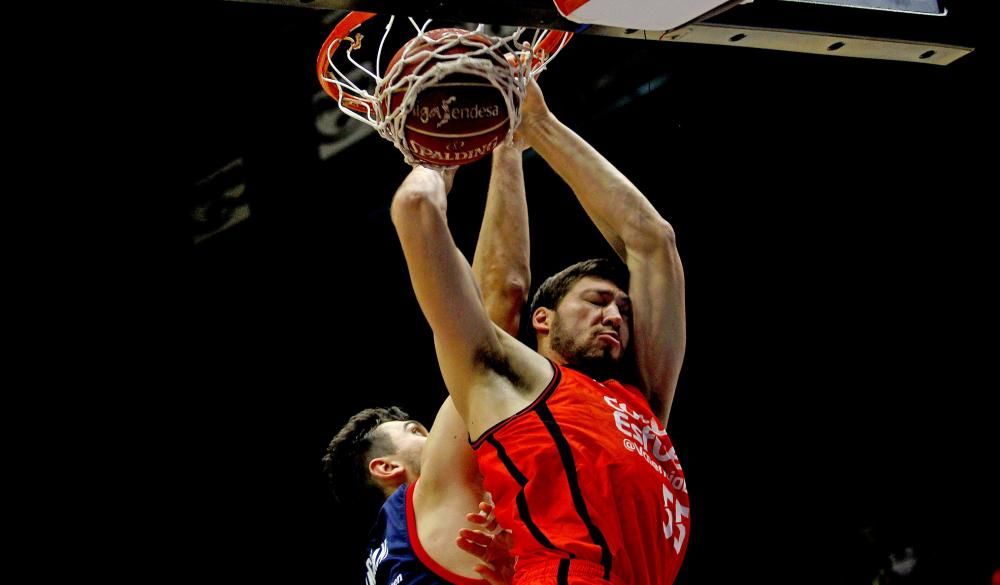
[
  {"xmin": 316, "ymin": 11, "xmax": 378, "ymax": 113},
  {"xmin": 317, "ymin": 13, "xmax": 574, "ymax": 113}
]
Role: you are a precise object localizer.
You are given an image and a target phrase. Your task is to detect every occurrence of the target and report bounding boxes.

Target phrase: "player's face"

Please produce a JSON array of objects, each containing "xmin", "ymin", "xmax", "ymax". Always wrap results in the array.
[
  {"xmin": 550, "ymin": 276, "xmax": 631, "ymax": 366},
  {"xmin": 379, "ymin": 419, "xmax": 429, "ymax": 476}
]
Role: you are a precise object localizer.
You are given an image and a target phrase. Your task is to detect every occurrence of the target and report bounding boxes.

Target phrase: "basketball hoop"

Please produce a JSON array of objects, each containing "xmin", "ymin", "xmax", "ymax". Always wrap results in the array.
[{"xmin": 316, "ymin": 13, "xmax": 572, "ymax": 167}]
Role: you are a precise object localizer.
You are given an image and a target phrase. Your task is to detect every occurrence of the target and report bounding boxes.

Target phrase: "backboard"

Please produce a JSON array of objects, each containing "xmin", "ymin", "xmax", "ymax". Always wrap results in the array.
[{"xmin": 227, "ymin": 0, "xmax": 977, "ymax": 64}]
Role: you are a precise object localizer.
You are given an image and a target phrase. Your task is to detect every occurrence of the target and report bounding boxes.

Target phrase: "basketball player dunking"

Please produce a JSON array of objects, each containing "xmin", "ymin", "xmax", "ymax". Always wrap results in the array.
[{"xmin": 392, "ymin": 77, "xmax": 689, "ymax": 585}]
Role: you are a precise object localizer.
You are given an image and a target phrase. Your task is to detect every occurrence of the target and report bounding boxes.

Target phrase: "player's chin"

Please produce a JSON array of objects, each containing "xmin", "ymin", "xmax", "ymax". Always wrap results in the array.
[
  {"xmin": 587, "ymin": 346, "xmax": 620, "ymax": 363},
  {"xmin": 595, "ymin": 342, "xmax": 623, "ymax": 361}
]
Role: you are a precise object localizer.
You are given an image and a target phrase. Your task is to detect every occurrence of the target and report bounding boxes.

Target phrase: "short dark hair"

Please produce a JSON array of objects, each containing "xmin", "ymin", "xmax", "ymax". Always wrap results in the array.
[
  {"xmin": 321, "ymin": 406, "xmax": 410, "ymax": 509},
  {"xmin": 529, "ymin": 258, "xmax": 630, "ymax": 314}
]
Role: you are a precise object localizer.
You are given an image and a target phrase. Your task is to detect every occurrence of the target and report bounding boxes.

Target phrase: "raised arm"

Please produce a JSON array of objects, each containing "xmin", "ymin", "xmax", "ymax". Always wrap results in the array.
[
  {"xmin": 391, "ymin": 164, "xmax": 549, "ymax": 436},
  {"xmin": 518, "ymin": 79, "xmax": 686, "ymax": 425},
  {"xmin": 417, "ymin": 145, "xmax": 529, "ymax": 496},
  {"xmin": 472, "ymin": 143, "xmax": 531, "ymax": 336}
]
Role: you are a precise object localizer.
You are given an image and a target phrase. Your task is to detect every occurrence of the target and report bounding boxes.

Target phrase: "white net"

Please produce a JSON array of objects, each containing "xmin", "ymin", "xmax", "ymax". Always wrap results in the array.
[{"xmin": 319, "ymin": 16, "xmax": 571, "ymax": 168}]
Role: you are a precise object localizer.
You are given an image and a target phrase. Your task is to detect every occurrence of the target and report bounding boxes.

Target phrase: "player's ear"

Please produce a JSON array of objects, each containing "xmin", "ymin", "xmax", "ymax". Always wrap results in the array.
[
  {"xmin": 369, "ymin": 457, "xmax": 405, "ymax": 483},
  {"xmin": 532, "ymin": 307, "xmax": 552, "ymax": 334}
]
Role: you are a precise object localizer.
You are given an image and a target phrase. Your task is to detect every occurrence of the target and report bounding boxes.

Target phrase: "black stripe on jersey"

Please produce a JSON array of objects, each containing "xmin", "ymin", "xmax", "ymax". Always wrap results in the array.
[
  {"xmin": 486, "ymin": 435, "xmax": 571, "ymax": 557},
  {"xmin": 536, "ymin": 402, "xmax": 613, "ymax": 580},
  {"xmin": 557, "ymin": 558, "xmax": 570, "ymax": 585},
  {"xmin": 470, "ymin": 361, "xmax": 562, "ymax": 449}
]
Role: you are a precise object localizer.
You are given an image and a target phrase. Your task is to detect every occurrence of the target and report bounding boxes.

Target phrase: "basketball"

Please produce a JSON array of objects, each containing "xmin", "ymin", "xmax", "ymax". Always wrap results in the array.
[{"xmin": 381, "ymin": 28, "xmax": 511, "ymax": 166}]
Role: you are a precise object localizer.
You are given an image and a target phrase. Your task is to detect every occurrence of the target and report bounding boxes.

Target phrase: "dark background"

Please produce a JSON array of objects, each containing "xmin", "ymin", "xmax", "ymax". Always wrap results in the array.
[{"xmin": 95, "ymin": 1, "xmax": 995, "ymax": 583}]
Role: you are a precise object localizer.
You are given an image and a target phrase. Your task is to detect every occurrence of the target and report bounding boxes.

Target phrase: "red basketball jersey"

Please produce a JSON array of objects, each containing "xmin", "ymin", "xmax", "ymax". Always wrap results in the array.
[{"xmin": 472, "ymin": 363, "xmax": 690, "ymax": 585}]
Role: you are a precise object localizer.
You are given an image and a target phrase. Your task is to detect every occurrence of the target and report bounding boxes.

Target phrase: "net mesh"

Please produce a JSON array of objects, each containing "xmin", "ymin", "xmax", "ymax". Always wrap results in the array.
[{"xmin": 318, "ymin": 15, "xmax": 571, "ymax": 168}]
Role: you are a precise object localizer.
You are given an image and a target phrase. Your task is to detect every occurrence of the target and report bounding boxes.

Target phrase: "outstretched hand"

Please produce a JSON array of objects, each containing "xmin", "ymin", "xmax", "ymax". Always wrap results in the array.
[
  {"xmin": 513, "ymin": 77, "xmax": 550, "ymax": 147},
  {"xmin": 456, "ymin": 502, "xmax": 515, "ymax": 585},
  {"xmin": 409, "ymin": 164, "xmax": 456, "ymax": 195}
]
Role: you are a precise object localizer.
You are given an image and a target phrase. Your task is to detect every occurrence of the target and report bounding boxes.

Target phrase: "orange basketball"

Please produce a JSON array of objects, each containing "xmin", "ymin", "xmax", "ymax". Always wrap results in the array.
[{"xmin": 382, "ymin": 29, "xmax": 510, "ymax": 166}]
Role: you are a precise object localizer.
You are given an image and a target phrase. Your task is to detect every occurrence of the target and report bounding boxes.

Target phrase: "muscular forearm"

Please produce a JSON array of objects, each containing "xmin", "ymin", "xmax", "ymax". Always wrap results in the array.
[
  {"xmin": 390, "ymin": 167, "xmax": 474, "ymax": 347},
  {"xmin": 523, "ymin": 113, "xmax": 674, "ymax": 259},
  {"xmin": 472, "ymin": 144, "xmax": 530, "ymax": 336}
]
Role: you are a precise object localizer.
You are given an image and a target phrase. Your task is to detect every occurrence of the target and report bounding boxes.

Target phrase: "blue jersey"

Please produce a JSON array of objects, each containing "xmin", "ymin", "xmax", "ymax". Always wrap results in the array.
[{"xmin": 365, "ymin": 482, "xmax": 482, "ymax": 585}]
